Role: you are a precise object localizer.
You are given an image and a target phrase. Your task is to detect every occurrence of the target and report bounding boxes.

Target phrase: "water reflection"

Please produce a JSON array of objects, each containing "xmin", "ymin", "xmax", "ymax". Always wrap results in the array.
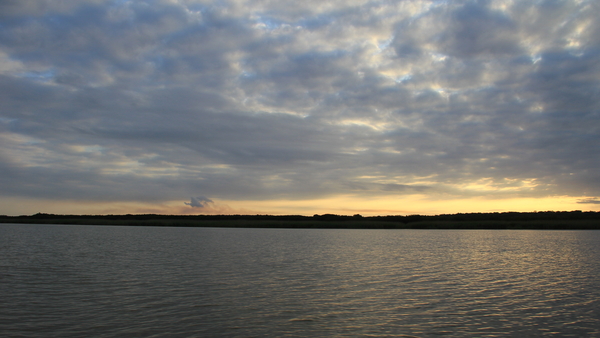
[{"xmin": 1, "ymin": 225, "xmax": 599, "ymax": 337}]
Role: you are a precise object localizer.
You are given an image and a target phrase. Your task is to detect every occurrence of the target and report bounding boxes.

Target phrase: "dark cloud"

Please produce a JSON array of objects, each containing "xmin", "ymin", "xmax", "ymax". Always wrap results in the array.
[
  {"xmin": 185, "ymin": 196, "xmax": 213, "ymax": 208},
  {"xmin": 440, "ymin": 1, "xmax": 521, "ymax": 58},
  {"xmin": 0, "ymin": 0, "xmax": 598, "ymax": 213}
]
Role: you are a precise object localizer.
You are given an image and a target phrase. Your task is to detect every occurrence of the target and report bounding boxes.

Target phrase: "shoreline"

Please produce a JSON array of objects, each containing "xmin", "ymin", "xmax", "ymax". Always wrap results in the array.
[{"xmin": 1, "ymin": 211, "xmax": 599, "ymax": 230}]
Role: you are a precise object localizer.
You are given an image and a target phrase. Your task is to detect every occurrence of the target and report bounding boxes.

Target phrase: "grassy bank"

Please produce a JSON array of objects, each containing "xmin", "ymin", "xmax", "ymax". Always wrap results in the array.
[{"xmin": 1, "ymin": 211, "xmax": 600, "ymax": 229}]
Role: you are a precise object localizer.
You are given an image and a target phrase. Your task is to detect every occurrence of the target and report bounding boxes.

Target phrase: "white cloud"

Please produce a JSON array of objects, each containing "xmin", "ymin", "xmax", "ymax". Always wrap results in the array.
[{"xmin": 0, "ymin": 0, "xmax": 598, "ymax": 213}]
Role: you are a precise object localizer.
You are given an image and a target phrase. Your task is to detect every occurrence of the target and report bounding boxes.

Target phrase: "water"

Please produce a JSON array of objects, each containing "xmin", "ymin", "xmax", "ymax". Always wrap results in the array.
[{"xmin": 1, "ymin": 224, "xmax": 599, "ymax": 337}]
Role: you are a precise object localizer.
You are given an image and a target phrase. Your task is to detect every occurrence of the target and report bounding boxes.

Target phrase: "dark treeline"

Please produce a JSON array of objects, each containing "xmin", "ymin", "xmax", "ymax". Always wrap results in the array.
[{"xmin": 1, "ymin": 211, "xmax": 599, "ymax": 229}]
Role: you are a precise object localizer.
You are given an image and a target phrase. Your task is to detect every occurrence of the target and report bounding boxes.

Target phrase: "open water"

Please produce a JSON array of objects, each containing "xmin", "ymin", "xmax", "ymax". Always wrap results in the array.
[{"xmin": 1, "ymin": 224, "xmax": 599, "ymax": 337}]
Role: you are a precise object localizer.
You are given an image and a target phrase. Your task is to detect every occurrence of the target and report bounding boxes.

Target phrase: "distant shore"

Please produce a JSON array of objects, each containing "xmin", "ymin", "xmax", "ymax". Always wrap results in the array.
[{"xmin": 1, "ymin": 211, "xmax": 600, "ymax": 229}]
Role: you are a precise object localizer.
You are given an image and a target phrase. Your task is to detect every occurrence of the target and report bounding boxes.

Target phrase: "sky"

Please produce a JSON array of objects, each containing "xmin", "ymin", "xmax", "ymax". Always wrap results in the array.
[{"xmin": 0, "ymin": 0, "xmax": 599, "ymax": 216}]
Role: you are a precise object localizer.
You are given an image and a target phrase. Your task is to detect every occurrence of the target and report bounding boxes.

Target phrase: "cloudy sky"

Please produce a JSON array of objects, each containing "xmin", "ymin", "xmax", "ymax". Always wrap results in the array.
[{"xmin": 1, "ymin": 0, "xmax": 599, "ymax": 216}]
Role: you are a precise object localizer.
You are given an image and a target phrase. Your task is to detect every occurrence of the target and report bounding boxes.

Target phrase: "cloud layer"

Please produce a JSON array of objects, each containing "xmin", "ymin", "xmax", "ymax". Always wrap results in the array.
[{"xmin": 0, "ymin": 0, "xmax": 598, "ymax": 214}]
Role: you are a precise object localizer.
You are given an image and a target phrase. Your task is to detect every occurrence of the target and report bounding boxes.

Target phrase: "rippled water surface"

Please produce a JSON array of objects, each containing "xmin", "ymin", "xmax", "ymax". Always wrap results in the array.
[{"xmin": 1, "ymin": 224, "xmax": 599, "ymax": 337}]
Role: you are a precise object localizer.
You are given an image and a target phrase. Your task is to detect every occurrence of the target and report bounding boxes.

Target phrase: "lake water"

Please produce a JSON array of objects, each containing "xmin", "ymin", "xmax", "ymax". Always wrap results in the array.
[{"xmin": 1, "ymin": 224, "xmax": 599, "ymax": 337}]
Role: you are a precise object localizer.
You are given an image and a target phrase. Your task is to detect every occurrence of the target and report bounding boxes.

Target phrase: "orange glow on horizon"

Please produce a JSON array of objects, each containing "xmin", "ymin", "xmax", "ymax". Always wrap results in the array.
[{"xmin": 1, "ymin": 195, "xmax": 598, "ymax": 217}]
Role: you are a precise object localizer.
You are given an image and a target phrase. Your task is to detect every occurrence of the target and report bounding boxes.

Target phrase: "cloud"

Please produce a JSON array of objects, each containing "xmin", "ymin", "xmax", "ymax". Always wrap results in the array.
[
  {"xmin": 577, "ymin": 198, "xmax": 600, "ymax": 205},
  {"xmin": 0, "ymin": 0, "xmax": 598, "ymax": 214},
  {"xmin": 185, "ymin": 196, "xmax": 214, "ymax": 208}
]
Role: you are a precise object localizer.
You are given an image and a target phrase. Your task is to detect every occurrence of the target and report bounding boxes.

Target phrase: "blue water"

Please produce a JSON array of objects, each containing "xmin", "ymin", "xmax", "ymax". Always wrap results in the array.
[{"xmin": 1, "ymin": 224, "xmax": 599, "ymax": 337}]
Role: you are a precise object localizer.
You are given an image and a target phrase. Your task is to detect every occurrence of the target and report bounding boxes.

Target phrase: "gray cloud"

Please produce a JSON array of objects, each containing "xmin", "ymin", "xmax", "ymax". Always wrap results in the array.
[
  {"xmin": 185, "ymin": 196, "xmax": 214, "ymax": 208},
  {"xmin": 0, "ymin": 0, "xmax": 598, "ymax": 213}
]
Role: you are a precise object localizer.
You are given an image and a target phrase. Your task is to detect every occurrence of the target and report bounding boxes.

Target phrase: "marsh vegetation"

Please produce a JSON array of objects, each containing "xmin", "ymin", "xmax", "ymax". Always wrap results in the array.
[{"xmin": 1, "ymin": 211, "xmax": 599, "ymax": 229}]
